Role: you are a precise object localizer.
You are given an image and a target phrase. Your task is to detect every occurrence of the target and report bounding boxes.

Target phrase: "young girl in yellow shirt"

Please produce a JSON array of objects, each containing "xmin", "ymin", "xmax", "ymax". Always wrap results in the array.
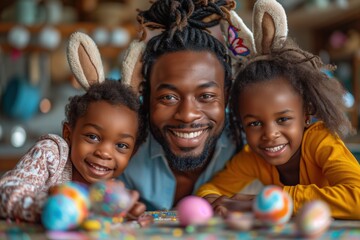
[{"xmin": 197, "ymin": 0, "xmax": 360, "ymax": 220}]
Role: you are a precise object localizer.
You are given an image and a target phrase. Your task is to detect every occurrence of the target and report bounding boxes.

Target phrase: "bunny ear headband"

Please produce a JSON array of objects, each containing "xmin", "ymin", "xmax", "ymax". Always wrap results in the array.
[
  {"xmin": 67, "ymin": 0, "xmax": 288, "ymax": 92},
  {"xmin": 120, "ymin": 0, "xmax": 288, "ymax": 95},
  {"xmin": 67, "ymin": 31, "xmax": 105, "ymax": 90},
  {"xmin": 221, "ymin": 0, "xmax": 288, "ymax": 60}
]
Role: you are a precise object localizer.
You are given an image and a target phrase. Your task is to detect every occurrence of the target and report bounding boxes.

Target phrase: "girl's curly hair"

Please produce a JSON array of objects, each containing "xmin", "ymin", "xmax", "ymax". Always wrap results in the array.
[{"xmin": 64, "ymin": 80, "xmax": 147, "ymax": 152}]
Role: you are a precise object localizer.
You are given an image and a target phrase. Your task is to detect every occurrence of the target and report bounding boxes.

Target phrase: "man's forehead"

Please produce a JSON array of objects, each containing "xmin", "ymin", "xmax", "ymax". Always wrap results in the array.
[{"xmin": 154, "ymin": 81, "xmax": 221, "ymax": 91}]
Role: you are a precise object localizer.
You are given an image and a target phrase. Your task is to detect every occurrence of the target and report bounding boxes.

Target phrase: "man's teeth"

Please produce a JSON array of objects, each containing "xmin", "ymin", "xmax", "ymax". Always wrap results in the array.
[
  {"xmin": 89, "ymin": 162, "xmax": 110, "ymax": 171},
  {"xmin": 173, "ymin": 130, "xmax": 203, "ymax": 139},
  {"xmin": 265, "ymin": 144, "xmax": 286, "ymax": 152}
]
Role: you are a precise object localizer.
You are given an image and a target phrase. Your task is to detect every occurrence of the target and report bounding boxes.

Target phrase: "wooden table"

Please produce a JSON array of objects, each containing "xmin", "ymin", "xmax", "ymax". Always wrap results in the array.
[{"xmin": 1, "ymin": 212, "xmax": 360, "ymax": 239}]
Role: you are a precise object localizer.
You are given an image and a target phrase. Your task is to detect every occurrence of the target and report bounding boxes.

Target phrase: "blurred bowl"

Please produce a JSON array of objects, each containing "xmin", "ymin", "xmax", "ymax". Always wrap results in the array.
[{"xmin": 2, "ymin": 76, "xmax": 41, "ymax": 120}]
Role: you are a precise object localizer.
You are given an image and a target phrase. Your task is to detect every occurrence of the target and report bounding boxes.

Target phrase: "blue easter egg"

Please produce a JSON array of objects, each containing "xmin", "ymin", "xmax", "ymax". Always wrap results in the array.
[{"xmin": 42, "ymin": 195, "xmax": 81, "ymax": 231}]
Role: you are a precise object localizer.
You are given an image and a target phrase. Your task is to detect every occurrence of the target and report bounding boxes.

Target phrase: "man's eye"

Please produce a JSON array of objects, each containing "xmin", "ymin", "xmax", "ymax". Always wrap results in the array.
[
  {"xmin": 159, "ymin": 94, "xmax": 178, "ymax": 104},
  {"xmin": 200, "ymin": 93, "xmax": 214, "ymax": 100},
  {"xmin": 163, "ymin": 95, "xmax": 175, "ymax": 100}
]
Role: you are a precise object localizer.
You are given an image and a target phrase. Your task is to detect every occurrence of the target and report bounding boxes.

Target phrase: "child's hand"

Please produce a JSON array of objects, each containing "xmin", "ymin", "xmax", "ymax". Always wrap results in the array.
[
  {"xmin": 204, "ymin": 194, "xmax": 229, "ymax": 217},
  {"xmin": 126, "ymin": 190, "xmax": 146, "ymax": 219},
  {"xmin": 224, "ymin": 193, "xmax": 255, "ymax": 212},
  {"xmin": 204, "ymin": 194, "xmax": 255, "ymax": 218},
  {"xmin": 125, "ymin": 190, "xmax": 154, "ymax": 227}
]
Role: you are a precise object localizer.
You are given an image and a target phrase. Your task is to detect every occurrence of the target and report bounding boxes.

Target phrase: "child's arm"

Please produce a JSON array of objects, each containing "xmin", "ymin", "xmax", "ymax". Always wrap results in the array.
[
  {"xmin": 197, "ymin": 149, "xmax": 263, "ymax": 198},
  {"xmin": 197, "ymin": 149, "xmax": 264, "ymax": 216},
  {"xmin": 285, "ymin": 128, "xmax": 360, "ymax": 219},
  {"xmin": 0, "ymin": 134, "xmax": 69, "ymax": 222}
]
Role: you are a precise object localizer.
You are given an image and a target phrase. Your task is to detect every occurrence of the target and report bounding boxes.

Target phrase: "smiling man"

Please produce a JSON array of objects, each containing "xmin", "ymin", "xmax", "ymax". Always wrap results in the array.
[{"xmin": 118, "ymin": 0, "xmax": 237, "ymax": 210}]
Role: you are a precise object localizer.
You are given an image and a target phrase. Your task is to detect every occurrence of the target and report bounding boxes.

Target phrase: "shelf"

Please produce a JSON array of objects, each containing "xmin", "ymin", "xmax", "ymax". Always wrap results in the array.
[
  {"xmin": 0, "ymin": 22, "xmax": 137, "ymax": 35},
  {"xmin": 287, "ymin": 0, "xmax": 360, "ymax": 29},
  {"xmin": 0, "ymin": 22, "xmax": 138, "ymax": 58},
  {"xmin": 237, "ymin": 0, "xmax": 360, "ymax": 29}
]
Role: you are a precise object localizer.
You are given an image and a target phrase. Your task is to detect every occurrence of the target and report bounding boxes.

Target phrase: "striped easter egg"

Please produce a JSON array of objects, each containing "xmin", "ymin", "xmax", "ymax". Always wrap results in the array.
[{"xmin": 253, "ymin": 185, "xmax": 293, "ymax": 225}]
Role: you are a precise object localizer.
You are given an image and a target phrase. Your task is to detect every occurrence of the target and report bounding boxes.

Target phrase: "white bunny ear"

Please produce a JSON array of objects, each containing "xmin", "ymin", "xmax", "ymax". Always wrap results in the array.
[
  {"xmin": 252, "ymin": 0, "xmax": 288, "ymax": 54},
  {"xmin": 67, "ymin": 32, "xmax": 105, "ymax": 90},
  {"xmin": 220, "ymin": 10, "xmax": 256, "ymax": 62},
  {"xmin": 121, "ymin": 40, "xmax": 146, "ymax": 95}
]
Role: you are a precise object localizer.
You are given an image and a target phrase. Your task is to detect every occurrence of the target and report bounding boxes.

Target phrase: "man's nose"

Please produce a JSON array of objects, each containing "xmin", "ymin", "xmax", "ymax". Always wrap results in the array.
[{"xmin": 174, "ymin": 97, "xmax": 202, "ymax": 123}]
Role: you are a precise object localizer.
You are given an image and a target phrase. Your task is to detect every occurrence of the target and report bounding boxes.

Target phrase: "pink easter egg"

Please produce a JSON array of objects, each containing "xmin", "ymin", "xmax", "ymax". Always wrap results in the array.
[
  {"xmin": 296, "ymin": 200, "xmax": 331, "ymax": 238},
  {"xmin": 253, "ymin": 185, "xmax": 293, "ymax": 225},
  {"xmin": 176, "ymin": 196, "xmax": 213, "ymax": 226}
]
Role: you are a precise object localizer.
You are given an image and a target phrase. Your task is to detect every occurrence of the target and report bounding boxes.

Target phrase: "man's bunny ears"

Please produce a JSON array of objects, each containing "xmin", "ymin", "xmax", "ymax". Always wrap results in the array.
[{"xmin": 67, "ymin": 32, "xmax": 105, "ymax": 90}]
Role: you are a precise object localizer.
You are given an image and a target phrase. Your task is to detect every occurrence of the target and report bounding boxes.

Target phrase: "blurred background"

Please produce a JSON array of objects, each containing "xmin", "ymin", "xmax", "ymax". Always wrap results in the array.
[{"xmin": 0, "ymin": 0, "xmax": 359, "ymax": 172}]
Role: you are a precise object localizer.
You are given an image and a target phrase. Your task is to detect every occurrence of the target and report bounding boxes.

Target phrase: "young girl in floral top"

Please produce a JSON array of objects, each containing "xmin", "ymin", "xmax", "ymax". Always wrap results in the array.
[{"xmin": 0, "ymin": 80, "xmax": 147, "ymax": 222}]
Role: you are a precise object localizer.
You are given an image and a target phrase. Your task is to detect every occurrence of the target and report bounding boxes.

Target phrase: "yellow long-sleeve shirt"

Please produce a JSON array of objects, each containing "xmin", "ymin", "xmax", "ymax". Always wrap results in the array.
[{"xmin": 197, "ymin": 122, "xmax": 360, "ymax": 219}]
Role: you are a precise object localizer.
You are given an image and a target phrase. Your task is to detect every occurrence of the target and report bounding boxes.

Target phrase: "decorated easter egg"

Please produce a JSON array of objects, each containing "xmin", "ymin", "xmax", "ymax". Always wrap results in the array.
[
  {"xmin": 42, "ymin": 182, "xmax": 90, "ymax": 231},
  {"xmin": 50, "ymin": 181, "xmax": 90, "ymax": 209},
  {"xmin": 225, "ymin": 211, "xmax": 255, "ymax": 231},
  {"xmin": 42, "ymin": 194, "xmax": 84, "ymax": 231},
  {"xmin": 296, "ymin": 200, "xmax": 331, "ymax": 238},
  {"xmin": 89, "ymin": 180, "xmax": 132, "ymax": 217},
  {"xmin": 82, "ymin": 213, "xmax": 124, "ymax": 231},
  {"xmin": 253, "ymin": 185, "xmax": 293, "ymax": 225},
  {"xmin": 176, "ymin": 196, "xmax": 213, "ymax": 226}
]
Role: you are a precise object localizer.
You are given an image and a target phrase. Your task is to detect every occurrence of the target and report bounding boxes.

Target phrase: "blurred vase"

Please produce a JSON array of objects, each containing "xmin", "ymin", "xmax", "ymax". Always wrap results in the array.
[
  {"xmin": 2, "ymin": 76, "xmax": 41, "ymax": 120},
  {"xmin": 45, "ymin": 0, "xmax": 63, "ymax": 24},
  {"xmin": 16, "ymin": 0, "xmax": 37, "ymax": 25}
]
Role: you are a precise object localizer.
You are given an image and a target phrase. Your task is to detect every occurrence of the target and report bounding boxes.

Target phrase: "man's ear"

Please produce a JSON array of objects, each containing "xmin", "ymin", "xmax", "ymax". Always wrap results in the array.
[{"xmin": 62, "ymin": 122, "xmax": 72, "ymax": 146}]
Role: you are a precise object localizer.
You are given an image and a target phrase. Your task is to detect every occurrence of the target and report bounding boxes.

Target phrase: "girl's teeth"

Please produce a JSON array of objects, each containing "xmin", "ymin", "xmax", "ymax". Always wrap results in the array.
[
  {"xmin": 265, "ymin": 144, "xmax": 285, "ymax": 152},
  {"xmin": 89, "ymin": 162, "xmax": 109, "ymax": 171}
]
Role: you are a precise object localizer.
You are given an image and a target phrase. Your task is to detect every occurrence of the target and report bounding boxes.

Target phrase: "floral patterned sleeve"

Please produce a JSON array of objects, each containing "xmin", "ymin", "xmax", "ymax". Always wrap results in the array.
[{"xmin": 0, "ymin": 134, "xmax": 70, "ymax": 222}]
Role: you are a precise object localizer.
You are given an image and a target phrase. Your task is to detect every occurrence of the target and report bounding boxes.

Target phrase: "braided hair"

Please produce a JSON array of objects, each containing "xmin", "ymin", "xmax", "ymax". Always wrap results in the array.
[
  {"xmin": 229, "ymin": 39, "xmax": 354, "ymax": 149},
  {"xmin": 138, "ymin": 0, "xmax": 234, "ymax": 118}
]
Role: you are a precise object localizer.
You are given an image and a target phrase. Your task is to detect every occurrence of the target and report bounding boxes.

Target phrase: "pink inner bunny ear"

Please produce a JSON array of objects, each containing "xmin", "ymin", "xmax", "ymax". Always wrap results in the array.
[
  {"xmin": 252, "ymin": 0, "xmax": 288, "ymax": 54},
  {"xmin": 78, "ymin": 43, "xmax": 100, "ymax": 87},
  {"xmin": 121, "ymin": 40, "xmax": 146, "ymax": 95},
  {"xmin": 67, "ymin": 32, "xmax": 105, "ymax": 90},
  {"xmin": 261, "ymin": 12, "xmax": 276, "ymax": 54}
]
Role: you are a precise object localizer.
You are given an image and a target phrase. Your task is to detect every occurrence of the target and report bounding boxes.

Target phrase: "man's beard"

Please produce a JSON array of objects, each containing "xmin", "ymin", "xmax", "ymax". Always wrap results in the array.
[{"xmin": 151, "ymin": 124, "xmax": 223, "ymax": 172}]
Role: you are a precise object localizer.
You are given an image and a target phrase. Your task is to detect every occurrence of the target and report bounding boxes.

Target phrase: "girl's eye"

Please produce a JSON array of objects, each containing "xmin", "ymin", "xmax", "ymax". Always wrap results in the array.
[
  {"xmin": 86, "ymin": 134, "xmax": 99, "ymax": 142},
  {"xmin": 278, "ymin": 117, "xmax": 290, "ymax": 123},
  {"xmin": 116, "ymin": 143, "xmax": 129, "ymax": 150},
  {"xmin": 249, "ymin": 121, "xmax": 262, "ymax": 127}
]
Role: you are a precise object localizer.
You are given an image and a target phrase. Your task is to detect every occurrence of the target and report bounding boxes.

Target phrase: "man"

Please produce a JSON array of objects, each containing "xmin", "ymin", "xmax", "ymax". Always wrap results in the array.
[{"xmin": 118, "ymin": 0, "xmax": 237, "ymax": 210}]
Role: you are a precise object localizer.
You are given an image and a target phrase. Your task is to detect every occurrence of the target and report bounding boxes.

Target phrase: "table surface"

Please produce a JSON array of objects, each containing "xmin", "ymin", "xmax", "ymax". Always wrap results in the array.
[{"xmin": 1, "ymin": 211, "xmax": 360, "ymax": 240}]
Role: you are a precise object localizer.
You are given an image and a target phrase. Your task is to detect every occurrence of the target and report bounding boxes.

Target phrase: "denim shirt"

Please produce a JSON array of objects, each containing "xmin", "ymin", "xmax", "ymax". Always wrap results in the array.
[{"xmin": 118, "ymin": 129, "xmax": 236, "ymax": 210}]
